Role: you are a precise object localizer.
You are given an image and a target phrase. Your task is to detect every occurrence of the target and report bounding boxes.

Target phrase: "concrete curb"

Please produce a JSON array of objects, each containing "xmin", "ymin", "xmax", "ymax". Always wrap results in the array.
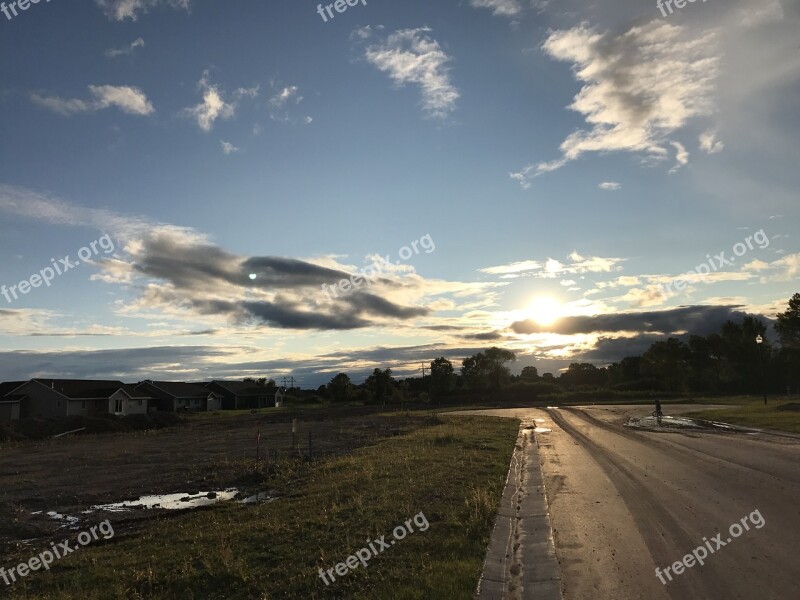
[{"xmin": 476, "ymin": 421, "xmax": 563, "ymax": 600}]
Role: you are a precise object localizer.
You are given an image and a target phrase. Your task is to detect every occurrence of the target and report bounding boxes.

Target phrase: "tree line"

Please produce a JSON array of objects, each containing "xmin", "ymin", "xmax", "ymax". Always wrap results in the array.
[{"xmin": 259, "ymin": 294, "xmax": 800, "ymax": 403}]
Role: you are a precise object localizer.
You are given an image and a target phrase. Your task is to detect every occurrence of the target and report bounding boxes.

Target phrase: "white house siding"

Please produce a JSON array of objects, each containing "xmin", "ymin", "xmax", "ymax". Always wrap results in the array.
[
  {"xmin": 207, "ymin": 394, "xmax": 221, "ymax": 412},
  {"xmin": 109, "ymin": 391, "xmax": 148, "ymax": 416}
]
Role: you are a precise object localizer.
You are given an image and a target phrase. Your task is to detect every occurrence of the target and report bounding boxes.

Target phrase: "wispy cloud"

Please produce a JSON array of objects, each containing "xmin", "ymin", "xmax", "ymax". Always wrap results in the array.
[
  {"xmin": 105, "ymin": 37, "xmax": 145, "ymax": 58},
  {"xmin": 699, "ymin": 129, "xmax": 724, "ymax": 154},
  {"xmin": 269, "ymin": 86, "xmax": 301, "ymax": 108},
  {"xmin": 365, "ymin": 27, "xmax": 459, "ymax": 119},
  {"xmin": 184, "ymin": 71, "xmax": 259, "ymax": 132},
  {"xmin": 469, "ymin": 0, "xmax": 525, "ymax": 17},
  {"xmin": 512, "ymin": 21, "xmax": 719, "ymax": 186},
  {"xmin": 95, "ymin": 0, "xmax": 191, "ymax": 21},
  {"xmin": 32, "ymin": 85, "xmax": 154, "ymax": 116},
  {"xmin": 481, "ymin": 252, "xmax": 625, "ymax": 279},
  {"xmin": 220, "ymin": 140, "xmax": 239, "ymax": 155},
  {"xmin": 599, "ymin": 181, "xmax": 621, "ymax": 190}
]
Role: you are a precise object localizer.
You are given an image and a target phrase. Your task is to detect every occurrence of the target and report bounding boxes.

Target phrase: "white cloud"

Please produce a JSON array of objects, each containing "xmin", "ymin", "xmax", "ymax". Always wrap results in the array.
[
  {"xmin": 469, "ymin": 0, "xmax": 525, "ymax": 17},
  {"xmin": 105, "ymin": 37, "xmax": 145, "ymax": 58},
  {"xmin": 480, "ymin": 260, "xmax": 542, "ymax": 275},
  {"xmin": 184, "ymin": 71, "xmax": 258, "ymax": 132},
  {"xmin": 669, "ymin": 141, "xmax": 690, "ymax": 173},
  {"xmin": 32, "ymin": 85, "xmax": 154, "ymax": 116},
  {"xmin": 481, "ymin": 253, "xmax": 625, "ymax": 279},
  {"xmin": 270, "ymin": 86, "xmax": 302, "ymax": 108},
  {"xmin": 220, "ymin": 140, "xmax": 239, "ymax": 155},
  {"xmin": 699, "ymin": 129, "xmax": 725, "ymax": 154},
  {"xmin": 95, "ymin": 0, "xmax": 190, "ymax": 21},
  {"xmin": 512, "ymin": 21, "xmax": 719, "ymax": 186},
  {"xmin": 599, "ymin": 181, "xmax": 621, "ymax": 190},
  {"xmin": 365, "ymin": 27, "xmax": 459, "ymax": 119}
]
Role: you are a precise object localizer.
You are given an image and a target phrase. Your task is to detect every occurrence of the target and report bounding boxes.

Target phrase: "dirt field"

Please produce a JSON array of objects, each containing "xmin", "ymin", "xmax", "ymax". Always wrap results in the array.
[{"xmin": 0, "ymin": 406, "xmax": 421, "ymax": 553}]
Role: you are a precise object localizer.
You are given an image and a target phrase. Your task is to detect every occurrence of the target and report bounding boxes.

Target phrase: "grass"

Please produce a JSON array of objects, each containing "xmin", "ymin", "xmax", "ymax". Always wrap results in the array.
[
  {"xmin": 683, "ymin": 399, "xmax": 800, "ymax": 434},
  {"xmin": 5, "ymin": 414, "xmax": 518, "ymax": 599}
]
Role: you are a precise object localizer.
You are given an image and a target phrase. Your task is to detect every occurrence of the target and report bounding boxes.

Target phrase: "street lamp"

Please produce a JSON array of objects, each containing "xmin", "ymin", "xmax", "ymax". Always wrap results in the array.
[{"xmin": 756, "ymin": 335, "xmax": 767, "ymax": 405}]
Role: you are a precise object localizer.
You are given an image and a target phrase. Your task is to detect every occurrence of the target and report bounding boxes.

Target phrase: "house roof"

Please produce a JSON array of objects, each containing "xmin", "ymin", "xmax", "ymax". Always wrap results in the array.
[
  {"xmin": 0, "ymin": 381, "xmax": 26, "ymax": 398},
  {"xmin": 208, "ymin": 380, "xmax": 279, "ymax": 396},
  {"xmin": 119, "ymin": 384, "xmax": 152, "ymax": 399},
  {"xmin": 30, "ymin": 379, "xmax": 128, "ymax": 400},
  {"xmin": 140, "ymin": 381, "xmax": 216, "ymax": 399}
]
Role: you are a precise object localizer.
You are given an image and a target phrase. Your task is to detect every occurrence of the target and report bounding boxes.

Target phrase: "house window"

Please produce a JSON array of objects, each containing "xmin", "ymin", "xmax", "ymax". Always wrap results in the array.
[
  {"xmin": 115, "ymin": 398, "xmax": 123, "ymax": 413},
  {"xmin": 57, "ymin": 400, "xmax": 60, "ymax": 408},
  {"xmin": 194, "ymin": 399, "xmax": 200, "ymax": 406},
  {"xmin": 138, "ymin": 399, "xmax": 143, "ymax": 406}
]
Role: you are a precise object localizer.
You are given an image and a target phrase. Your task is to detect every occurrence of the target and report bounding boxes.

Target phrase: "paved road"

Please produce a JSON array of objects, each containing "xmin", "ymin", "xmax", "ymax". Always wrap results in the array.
[{"xmin": 466, "ymin": 405, "xmax": 800, "ymax": 600}]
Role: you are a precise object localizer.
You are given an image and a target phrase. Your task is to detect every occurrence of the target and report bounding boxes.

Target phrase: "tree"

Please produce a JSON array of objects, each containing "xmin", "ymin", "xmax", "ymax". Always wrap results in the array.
[
  {"xmin": 365, "ymin": 368, "xmax": 395, "ymax": 404},
  {"xmin": 461, "ymin": 347, "xmax": 517, "ymax": 390},
  {"xmin": 430, "ymin": 357, "xmax": 455, "ymax": 398},
  {"xmin": 520, "ymin": 366, "xmax": 539, "ymax": 381},
  {"xmin": 641, "ymin": 338, "xmax": 691, "ymax": 392},
  {"xmin": 775, "ymin": 293, "xmax": 800, "ymax": 392},
  {"xmin": 559, "ymin": 363, "xmax": 606, "ymax": 388},
  {"xmin": 327, "ymin": 373, "xmax": 353, "ymax": 403}
]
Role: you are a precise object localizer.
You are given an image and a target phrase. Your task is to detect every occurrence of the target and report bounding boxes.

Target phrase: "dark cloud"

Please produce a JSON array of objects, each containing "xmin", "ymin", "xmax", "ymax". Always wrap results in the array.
[
  {"xmin": 511, "ymin": 305, "xmax": 754, "ymax": 336},
  {"xmin": 582, "ymin": 334, "xmax": 669, "ymax": 362},
  {"xmin": 461, "ymin": 331, "xmax": 503, "ymax": 341},
  {"xmin": 129, "ymin": 234, "xmax": 429, "ymax": 331},
  {"xmin": 343, "ymin": 292, "xmax": 429, "ymax": 319}
]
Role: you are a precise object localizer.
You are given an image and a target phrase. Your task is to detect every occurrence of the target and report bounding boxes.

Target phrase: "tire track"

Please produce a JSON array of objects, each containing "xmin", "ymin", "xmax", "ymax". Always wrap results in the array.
[{"xmin": 546, "ymin": 408, "xmax": 738, "ymax": 599}]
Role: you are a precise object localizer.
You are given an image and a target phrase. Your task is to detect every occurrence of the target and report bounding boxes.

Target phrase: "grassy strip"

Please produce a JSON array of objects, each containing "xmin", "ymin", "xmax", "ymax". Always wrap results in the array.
[
  {"xmin": 6, "ymin": 414, "xmax": 518, "ymax": 599},
  {"xmin": 683, "ymin": 401, "xmax": 800, "ymax": 434}
]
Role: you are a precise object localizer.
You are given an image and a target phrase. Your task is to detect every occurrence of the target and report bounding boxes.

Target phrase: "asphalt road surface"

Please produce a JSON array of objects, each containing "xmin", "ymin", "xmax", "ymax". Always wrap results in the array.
[{"xmin": 468, "ymin": 405, "xmax": 800, "ymax": 600}]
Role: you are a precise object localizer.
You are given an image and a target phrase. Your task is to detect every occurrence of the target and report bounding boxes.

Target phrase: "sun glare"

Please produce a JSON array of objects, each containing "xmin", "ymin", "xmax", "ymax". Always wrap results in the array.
[{"xmin": 528, "ymin": 296, "xmax": 562, "ymax": 326}]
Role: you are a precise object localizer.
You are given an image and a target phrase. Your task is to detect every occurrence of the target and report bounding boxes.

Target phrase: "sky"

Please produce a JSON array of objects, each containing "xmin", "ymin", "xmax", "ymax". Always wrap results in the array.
[{"xmin": 0, "ymin": 0, "xmax": 798, "ymax": 387}]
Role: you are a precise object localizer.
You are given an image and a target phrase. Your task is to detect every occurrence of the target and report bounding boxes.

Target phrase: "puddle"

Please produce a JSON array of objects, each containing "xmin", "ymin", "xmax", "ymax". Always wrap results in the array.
[
  {"xmin": 91, "ymin": 489, "xmax": 240, "ymax": 512},
  {"xmin": 546, "ymin": 406, "xmax": 561, "ymax": 410},
  {"xmin": 534, "ymin": 419, "xmax": 545, "ymax": 423},
  {"xmin": 534, "ymin": 427, "xmax": 552, "ymax": 433},
  {"xmin": 624, "ymin": 416, "xmax": 751, "ymax": 433},
  {"xmin": 46, "ymin": 511, "xmax": 81, "ymax": 529},
  {"xmin": 89, "ymin": 489, "xmax": 277, "ymax": 513}
]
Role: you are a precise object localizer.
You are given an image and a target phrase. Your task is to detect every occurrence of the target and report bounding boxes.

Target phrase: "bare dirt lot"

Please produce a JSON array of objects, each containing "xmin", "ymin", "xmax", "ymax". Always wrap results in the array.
[{"xmin": 0, "ymin": 406, "xmax": 417, "ymax": 554}]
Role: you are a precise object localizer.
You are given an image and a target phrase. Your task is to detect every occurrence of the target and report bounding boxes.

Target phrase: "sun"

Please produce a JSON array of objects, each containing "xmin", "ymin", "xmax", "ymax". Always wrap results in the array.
[{"xmin": 527, "ymin": 296, "xmax": 562, "ymax": 326}]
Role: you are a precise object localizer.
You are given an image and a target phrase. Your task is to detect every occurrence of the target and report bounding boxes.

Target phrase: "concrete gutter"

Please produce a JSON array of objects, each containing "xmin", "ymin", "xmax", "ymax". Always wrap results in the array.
[{"xmin": 476, "ymin": 420, "xmax": 563, "ymax": 600}]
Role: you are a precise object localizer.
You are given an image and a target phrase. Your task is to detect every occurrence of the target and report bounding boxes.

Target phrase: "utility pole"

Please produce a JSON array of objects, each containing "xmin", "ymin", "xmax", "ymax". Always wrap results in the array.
[{"xmin": 420, "ymin": 362, "xmax": 427, "ymax": 378}]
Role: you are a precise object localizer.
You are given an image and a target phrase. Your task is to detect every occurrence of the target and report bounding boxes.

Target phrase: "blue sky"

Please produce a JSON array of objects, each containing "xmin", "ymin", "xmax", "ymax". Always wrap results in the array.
[{"xmin": 1, "ymin": 0, "xmax": 798, "ymax": 386}]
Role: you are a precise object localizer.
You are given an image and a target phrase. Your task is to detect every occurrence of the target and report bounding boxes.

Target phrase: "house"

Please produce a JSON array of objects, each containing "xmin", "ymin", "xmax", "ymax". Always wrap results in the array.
[
  {"xmin": 109, "ymin": 384, "xmax": 153, "ymax": 416},
  {"xmin": 137, "ymin": 380, "xmax": 222, "ymax": 412},
  {"xmin": 0, "ymin": 379, "xmax": 149, "ymax": 420},
  {"xmin": 205, "ymin": 380, "xmax": 285, "ymax": 410},
  {"xmin": 0, "ymin": 381, "xmax": 25, "ymax": 423}
]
